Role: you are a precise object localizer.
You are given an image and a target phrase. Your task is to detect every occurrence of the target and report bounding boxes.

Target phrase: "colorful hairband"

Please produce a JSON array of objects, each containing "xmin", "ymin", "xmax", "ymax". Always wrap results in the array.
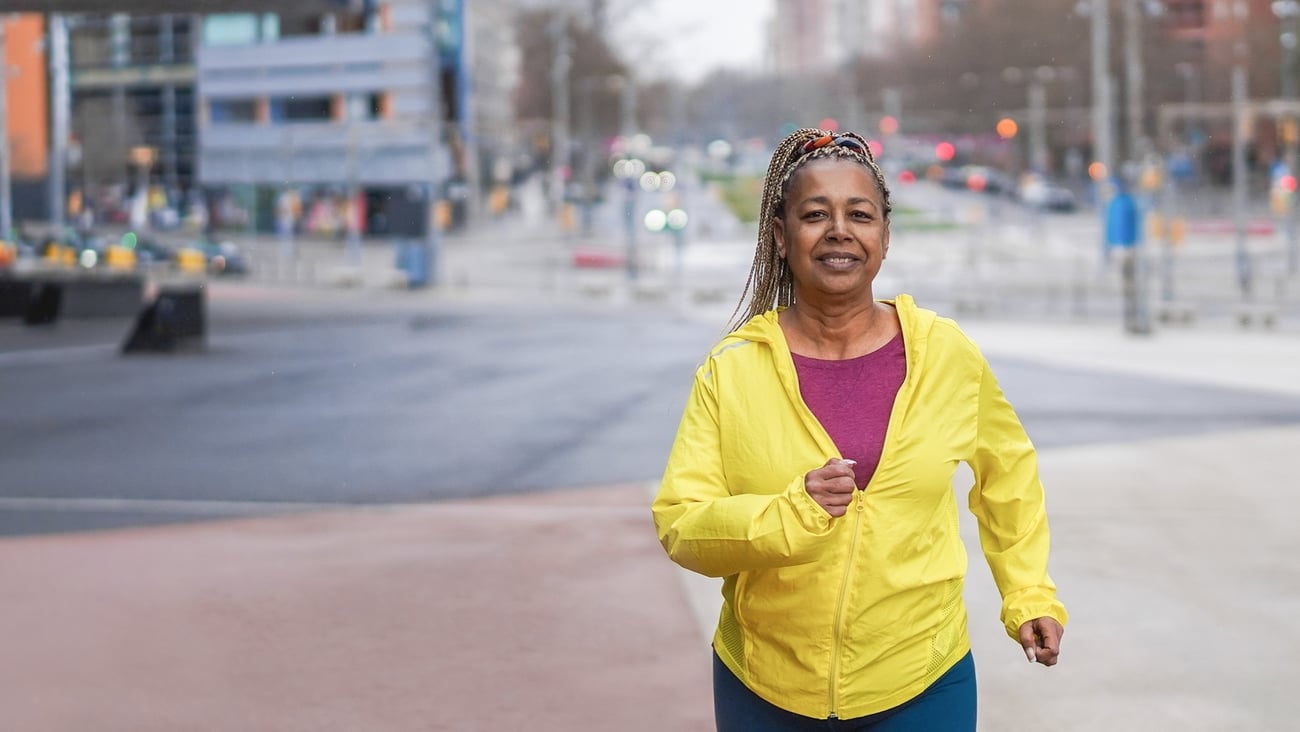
[{"xmin": 802, "ymin": 134, "xmax": 867, "ymax": 155}]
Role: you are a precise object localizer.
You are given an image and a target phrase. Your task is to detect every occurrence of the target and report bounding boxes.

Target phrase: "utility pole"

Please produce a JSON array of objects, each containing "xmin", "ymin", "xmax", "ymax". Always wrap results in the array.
[
  {"xmin": 1124, "ymin": 0, "xmax": 1146, "ymax": 162},
  {"xmin": 423, "ymin": 0, "xmax": 444, "ymax": 288},
  {"xmin": 49, "ymin": 13, "xmax": 69, "ymax": 237},
  {"xmin": 1028, "ymin": 78, "xmax": 1048, "ymax": 172},
  {"xmin": 1091, "ymin": 0, "xmax": 1113, "ymax": 178},
  {"xmin": 1091, "ymin": 0, "xmax": 1114, "ymax": 268},
  {"xmin": 1232, "ymin": 62, "xmax": 1252, "ymax": 301},
  {"xmin": 0, "ymin": 17, "xmax": 12, "ymax": 241},
  {"xmin": 549, "ymin": 14, "xmax": 571, "ymax": 215},
  {"xmin": 1275, "ymin": 0, "xmax": 1300, "ymax": 275},
  {"xmin": 345, "ymin": 121, "xmax": 362, "ymax": 269}
]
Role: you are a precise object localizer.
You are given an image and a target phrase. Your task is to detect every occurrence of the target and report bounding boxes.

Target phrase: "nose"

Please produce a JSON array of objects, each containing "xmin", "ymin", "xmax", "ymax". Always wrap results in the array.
[{"xmin": 825, "ymin": 211, "xmax": 851, "ymax": 241}]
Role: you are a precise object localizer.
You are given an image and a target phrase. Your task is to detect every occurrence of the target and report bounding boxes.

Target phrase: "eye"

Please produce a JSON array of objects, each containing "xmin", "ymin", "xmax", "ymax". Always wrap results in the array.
[
  {"xmin": 851, "ymin": 210, "xmax": 873, "ymax": 220},
  {"xmin": 802, "ymin": 210, "xmax": 827, "ymax": 220}
]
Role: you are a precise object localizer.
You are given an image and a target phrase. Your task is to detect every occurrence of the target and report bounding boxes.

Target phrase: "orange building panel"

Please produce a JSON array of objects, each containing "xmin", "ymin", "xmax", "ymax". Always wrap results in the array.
[{"xmin": 4, "ymin": 14, "xmax": 49, "ymax": 177}]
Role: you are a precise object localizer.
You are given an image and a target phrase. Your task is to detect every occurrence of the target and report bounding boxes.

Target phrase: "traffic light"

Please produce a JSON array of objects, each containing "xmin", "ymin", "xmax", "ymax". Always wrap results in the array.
[{"xmin": 935, "ymin": 142, "xmax": 955, "ymax": 162}]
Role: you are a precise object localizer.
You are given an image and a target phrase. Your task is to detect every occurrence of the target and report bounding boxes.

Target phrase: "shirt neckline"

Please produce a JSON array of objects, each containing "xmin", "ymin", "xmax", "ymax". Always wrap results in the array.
[{"xmin": 789, "ymin": 331, "xmax": 904, "ymax": 366}]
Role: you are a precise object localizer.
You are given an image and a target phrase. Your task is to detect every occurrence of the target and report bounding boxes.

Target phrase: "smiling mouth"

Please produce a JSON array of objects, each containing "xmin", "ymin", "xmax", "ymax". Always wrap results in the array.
[{"xmin": 818, "ymin": 254, "xmax": 861, "ymax": 268}]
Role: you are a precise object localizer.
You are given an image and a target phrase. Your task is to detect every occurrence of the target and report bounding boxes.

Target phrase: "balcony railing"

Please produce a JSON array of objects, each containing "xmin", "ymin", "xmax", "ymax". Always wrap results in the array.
[
  {"xmin": 198, "ymin": 121, "xmax": 446, "ymax": 186},
  {"xmin": 197, "ymin": 31, "xmax": 431, "ymax": 99}
]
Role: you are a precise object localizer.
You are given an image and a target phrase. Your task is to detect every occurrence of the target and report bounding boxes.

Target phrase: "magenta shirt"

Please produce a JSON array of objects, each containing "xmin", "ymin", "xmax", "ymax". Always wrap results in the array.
[{"xmin": 791, "ymin": 332, "xmax": 907, "ymax": 489}]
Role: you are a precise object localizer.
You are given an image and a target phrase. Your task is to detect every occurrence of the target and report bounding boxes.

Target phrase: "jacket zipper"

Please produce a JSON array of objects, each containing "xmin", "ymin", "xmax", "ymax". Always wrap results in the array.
[{"xmin": 828, "ymin": 488, "xmax": 866, "ymax": 718}]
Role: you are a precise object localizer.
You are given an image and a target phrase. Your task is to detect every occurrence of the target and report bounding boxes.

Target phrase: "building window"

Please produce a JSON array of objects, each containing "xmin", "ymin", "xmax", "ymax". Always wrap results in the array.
[
  {"xmin": 202, "ymin": 14, "xmax": 279, "ymax": 46},
  {"xmin": 210, "ymin": 99, "xmax": 258, "ymax": 123},
  {"xmin": 270, "ymin": 96, "xmax": 333, "ymax": 122},
  {"xmin": 344, "ymin": 93, "xmax": 386, "ymax": 121}
]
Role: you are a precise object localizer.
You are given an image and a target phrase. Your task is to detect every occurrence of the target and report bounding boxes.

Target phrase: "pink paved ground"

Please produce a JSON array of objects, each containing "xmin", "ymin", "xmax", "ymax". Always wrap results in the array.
[{"xmin": 0, "ymin": 485, "xmax": 714, "ymax": 731}]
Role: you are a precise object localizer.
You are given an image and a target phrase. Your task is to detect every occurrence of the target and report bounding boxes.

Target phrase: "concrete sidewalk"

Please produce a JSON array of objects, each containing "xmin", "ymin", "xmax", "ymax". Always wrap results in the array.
[{"xmin": 0, "ymin": 485, "xmax": 713, "ymax": 732}]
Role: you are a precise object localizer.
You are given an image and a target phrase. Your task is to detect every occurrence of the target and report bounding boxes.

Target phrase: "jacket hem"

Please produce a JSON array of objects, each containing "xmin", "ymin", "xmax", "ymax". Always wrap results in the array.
[{"xmin": 713, "ymin": 634, "xmax": 974, "ymax": 722}]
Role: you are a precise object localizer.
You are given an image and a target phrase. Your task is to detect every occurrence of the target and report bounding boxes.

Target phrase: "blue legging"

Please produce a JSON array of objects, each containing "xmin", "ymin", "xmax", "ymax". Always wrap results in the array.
[{"xmin": 713, "ymin": 651, "xmax": 976, "ymax": 732}]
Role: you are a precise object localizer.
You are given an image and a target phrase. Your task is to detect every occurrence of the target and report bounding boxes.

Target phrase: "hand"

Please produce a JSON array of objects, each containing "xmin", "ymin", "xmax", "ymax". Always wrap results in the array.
[
  {"xmin": 805, "ymin": 458, "xmax": 857, "ymax": 518},
  {"xmin": 1018, "ymin": 617, "xmax": 1063, "ymax": 667}
]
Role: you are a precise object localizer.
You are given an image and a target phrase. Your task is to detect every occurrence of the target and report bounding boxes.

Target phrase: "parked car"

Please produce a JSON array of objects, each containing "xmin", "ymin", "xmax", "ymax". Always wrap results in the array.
[
  {"xmin": 198, "ymin": 240, "xmax": 250, "ymax": 276},
  {"xmin": 132, "ymin": 235, "xmax": 177, "ymax": 266},
  {"xmin": 1019, "ymin": 174, "xmax": 1079, "ymax": 212}
]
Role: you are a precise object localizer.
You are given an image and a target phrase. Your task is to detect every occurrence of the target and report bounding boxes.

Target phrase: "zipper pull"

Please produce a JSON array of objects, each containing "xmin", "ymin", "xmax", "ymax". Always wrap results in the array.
[{"xmin": 856, "ymin": 490, "xmax": 865, "ymax": 512}]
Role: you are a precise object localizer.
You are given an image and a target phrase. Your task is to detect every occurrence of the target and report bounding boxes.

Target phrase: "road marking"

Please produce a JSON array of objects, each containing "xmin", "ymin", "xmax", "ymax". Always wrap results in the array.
[
  {"xmin": 0, "ymin": 496, "xmax": 350, "ymax": 516},
  {"xmin": 0, "ymin": 344, "xmax": 118, "ymax": 367},
  {"xmin": 0, "ymin": 496, "xmax": 653, "ymax": 519}
]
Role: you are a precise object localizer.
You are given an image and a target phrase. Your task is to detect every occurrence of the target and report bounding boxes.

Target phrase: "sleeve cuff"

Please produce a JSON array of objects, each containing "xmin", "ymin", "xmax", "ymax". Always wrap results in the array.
[
  {"xmin": 787, "ymin": 475, "xmax": 834, "ymax": 534},
  {"xmin": 1004, "ymin": 601, "xmax": 1070, "ymax": 641}
]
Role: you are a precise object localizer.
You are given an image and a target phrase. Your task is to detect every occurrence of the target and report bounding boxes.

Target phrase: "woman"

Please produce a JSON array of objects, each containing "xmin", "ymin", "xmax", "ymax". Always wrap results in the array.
[{"xmin": 652, "ymin": 128, "xmax": 1067, "ymax": 731}]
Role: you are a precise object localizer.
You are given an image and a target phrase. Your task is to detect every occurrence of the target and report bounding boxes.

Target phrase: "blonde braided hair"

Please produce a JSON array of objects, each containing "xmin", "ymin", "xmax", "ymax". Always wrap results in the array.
[{"xmin": 727, "ymin": 127, "xmax": 892, "ymax": 332}]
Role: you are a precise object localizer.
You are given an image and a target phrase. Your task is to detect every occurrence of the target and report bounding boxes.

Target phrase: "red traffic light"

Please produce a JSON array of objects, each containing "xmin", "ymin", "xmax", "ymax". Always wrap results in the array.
[
  {"xmin": 1282, "ymin": 175, "xmax": 1298, "ymax": 193},
  {"xmin": 935, "ymin": 142, "xmax": 956, "ymax": 162},
  {"xmin": 898, "ymin": 170, "xmax": 916, "ymax": 184},
  {"xmin": 966, "ymin": 173, "xmax": 987, "ymax": 192}
]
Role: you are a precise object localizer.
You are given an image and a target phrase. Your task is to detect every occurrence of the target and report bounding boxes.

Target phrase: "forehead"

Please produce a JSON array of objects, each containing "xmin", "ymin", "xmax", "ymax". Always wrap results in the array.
[{"xmin": 785, "ymin": 157, "xmax": 881, "ymax": 203}]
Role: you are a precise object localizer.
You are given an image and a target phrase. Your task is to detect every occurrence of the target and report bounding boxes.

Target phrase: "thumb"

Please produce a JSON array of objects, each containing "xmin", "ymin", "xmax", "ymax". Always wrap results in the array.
[{"xmin": 1018, "ymin": 621, "xmax": 1038, "ymax": 663}]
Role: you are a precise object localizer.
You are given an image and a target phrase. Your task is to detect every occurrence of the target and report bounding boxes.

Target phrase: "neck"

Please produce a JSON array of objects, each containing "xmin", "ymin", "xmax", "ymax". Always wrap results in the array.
[{"xmin": 782, "ymin": 295, "xmax": 893, "ymax": 360}]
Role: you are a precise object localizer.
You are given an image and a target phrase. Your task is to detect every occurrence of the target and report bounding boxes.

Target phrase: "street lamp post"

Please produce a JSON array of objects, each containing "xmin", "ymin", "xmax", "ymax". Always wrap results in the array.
[
  {"xmin": 49, "ymin": 13, "xmax": 70, "ymax": 238},
  {"xmin": 549, "ymin": 14, "xmax": 571, "ymax": 216},
  {"xmin": 576, "ymin": 73, "xmax": 624, "ymax": 238},
  {"xmin": 1274, "ymin": 0, "xmax": 1300, "ymax": 275},
  {"xmin": 0, "ymin": 17, "xmax": 12, "ymax": 241}
]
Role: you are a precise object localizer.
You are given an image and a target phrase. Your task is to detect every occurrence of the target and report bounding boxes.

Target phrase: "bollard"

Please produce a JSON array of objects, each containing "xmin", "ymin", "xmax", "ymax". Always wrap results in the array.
[{"xmin": 122, "ymin": 284, "xmax": 206, "ymax": 354}]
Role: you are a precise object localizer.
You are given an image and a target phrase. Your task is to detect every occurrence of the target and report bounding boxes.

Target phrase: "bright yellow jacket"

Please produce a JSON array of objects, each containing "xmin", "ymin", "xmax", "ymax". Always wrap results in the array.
[{"xmin": 652, "ymin": 295, "xmax": 1068, "ymax": 720}]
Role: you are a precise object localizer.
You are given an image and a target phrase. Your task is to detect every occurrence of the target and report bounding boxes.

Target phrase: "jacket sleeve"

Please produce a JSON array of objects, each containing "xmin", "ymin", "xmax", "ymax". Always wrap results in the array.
[
  {"xmin": 967, "ymin": 357, "xmax": 1070, "ymax": 640},
  {"xmin": 651, "ymin": 367, "xmax": 837, "ymax": 578}
]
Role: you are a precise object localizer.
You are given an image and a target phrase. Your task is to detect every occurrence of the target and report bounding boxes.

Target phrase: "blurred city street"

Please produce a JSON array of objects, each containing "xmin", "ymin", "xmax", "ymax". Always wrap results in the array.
[
  {"xmin": 5, "ymin": 174, "xmax": 1300, "ymax": 729},
  {"xmin": 4, "ymin": 0, "xmax": 1300, "ymax": 730}
]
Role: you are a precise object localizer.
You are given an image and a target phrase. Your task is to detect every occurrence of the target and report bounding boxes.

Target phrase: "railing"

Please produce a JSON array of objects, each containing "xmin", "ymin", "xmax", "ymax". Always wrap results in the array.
[{"xmin": 197, "ymin": 32, "xmax": 430, "ymax": 99}]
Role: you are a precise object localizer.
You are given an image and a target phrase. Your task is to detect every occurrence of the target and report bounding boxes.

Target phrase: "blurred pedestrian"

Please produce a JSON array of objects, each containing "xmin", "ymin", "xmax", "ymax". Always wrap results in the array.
[
  {"xmin": 653, "ymin": 127, "xmax": 1068, "ymax": 731},
  {"xmin": 1105, "ymin": 177, "xmax": 1150, "ymax": 334}
]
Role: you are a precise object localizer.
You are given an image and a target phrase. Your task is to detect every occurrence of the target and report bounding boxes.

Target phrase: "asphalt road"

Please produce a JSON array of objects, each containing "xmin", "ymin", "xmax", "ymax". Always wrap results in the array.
[{"xmin": 4, "ymin": 291, "xmax": 1300, "ymax": 536}]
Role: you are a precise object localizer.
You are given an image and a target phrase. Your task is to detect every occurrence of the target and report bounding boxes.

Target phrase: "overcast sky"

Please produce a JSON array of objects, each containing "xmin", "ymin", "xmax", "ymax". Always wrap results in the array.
[{"xmin": 610, "ymin": 0, "xmax": 775, "ymax": 84}]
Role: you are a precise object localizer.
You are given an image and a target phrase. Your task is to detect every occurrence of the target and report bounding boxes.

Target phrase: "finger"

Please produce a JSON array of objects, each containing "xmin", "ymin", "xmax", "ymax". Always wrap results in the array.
[
  {"xmin": 825, "ymin": 478, "xmax": 856, "ymax": 494},
  {"xmin": 821, "ymin": 458, "xmax": 857, "ymax": 479},
  {"xmin": 809, "ymin": 475, "xmax": 856, "ymax": 495},
  {"xmin": 1018, "ymin": 622, "xmax": 1038, "ymax": 663},
  {"xmin": 813, "ymin": 489, "xmax": 853, "ymax": 507},
  {"xmin": 1036, "ymin": 620, "xmax": 1062, "ymax": 666}
]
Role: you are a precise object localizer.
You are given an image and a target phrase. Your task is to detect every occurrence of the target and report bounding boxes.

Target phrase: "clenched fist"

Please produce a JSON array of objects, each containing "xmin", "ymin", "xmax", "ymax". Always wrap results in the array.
[{"xmin": 805, "ymin": 458, "xmax": 858, "ymax": 517}]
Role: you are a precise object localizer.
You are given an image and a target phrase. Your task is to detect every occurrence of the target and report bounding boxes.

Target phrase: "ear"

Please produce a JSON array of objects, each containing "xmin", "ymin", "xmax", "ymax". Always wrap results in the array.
[
  {"xmin": 882, "ymin": 223, "xmax": 890, "ymax": 259},
  {"xmin": 773, "ymin": 215, "xmax": 787, "ymax": 260}
]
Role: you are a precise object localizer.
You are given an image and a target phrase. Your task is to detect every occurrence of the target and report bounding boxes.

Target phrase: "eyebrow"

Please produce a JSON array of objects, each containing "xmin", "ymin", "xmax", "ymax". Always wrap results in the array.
[{"xmin": 796, "ymin": 195, "xmax": 879, "ymax": 209}]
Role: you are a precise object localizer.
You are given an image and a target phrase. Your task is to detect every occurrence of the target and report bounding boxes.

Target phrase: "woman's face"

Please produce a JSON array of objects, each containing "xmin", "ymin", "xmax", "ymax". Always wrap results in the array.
[{"xmin": 773, "ymin": 157, "xmax": 889, "ymax": 304}]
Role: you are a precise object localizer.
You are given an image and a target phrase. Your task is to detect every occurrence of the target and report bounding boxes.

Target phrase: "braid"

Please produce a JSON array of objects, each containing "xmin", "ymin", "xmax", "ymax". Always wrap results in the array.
[{"xmin": 726, "ymin": 127, "xmax": 892, "ymax": 332}]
